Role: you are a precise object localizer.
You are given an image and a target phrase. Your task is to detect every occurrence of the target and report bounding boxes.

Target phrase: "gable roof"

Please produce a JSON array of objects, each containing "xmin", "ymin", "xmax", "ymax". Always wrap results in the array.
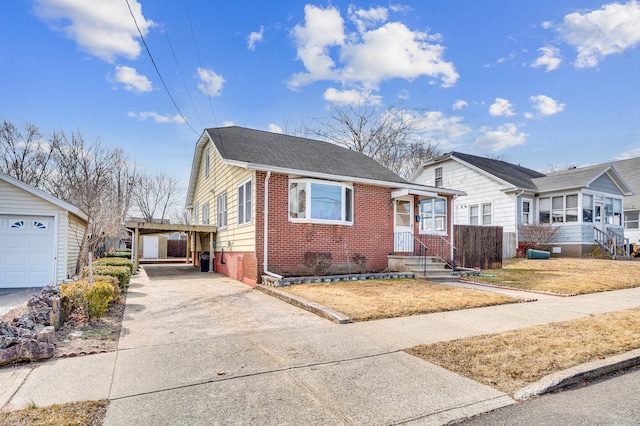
[
  {"xmin": 187, "ymin": 126, "xmax": 464, "ymax": 206},
  {"xmin": 532, "ymin": 164, "xmax": 632, "ymax": 194},
  {"xmin": 0, "ymin": 172, "xmax": 89, "ymax": 221},
  {"xmin": 606, "ymin": 157, "xmax": 640, "ymax": 210},
  {"xmin": 416, "ymin": 151, "xmax": 545, "ymax": 190}
]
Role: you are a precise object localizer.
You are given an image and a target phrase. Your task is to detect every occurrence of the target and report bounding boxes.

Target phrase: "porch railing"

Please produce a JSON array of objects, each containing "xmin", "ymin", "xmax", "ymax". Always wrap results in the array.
[
  {"xmin": 594, "ymin": 226, "xmax": 630, "ymax": 259},
  {"xmin": 392, "ymin": 232, "xmax": 456, "ymax": 272}
]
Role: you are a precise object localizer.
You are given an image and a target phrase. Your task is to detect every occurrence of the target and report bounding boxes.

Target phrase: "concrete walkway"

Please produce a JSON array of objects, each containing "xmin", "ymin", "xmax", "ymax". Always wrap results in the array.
[{"xmin": 2, "ymin": 265, "xmax": 640, "ymax": 425}]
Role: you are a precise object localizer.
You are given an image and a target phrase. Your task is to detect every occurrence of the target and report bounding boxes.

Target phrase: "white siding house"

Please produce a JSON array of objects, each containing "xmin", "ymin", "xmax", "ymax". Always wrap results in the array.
[
  {"xmin": 0, "ymin": 172, "xmax": 88, "ymax": 288},
  {"xmin": 411, "ymin": 153, "xmax": 633, "ymax": 258}
]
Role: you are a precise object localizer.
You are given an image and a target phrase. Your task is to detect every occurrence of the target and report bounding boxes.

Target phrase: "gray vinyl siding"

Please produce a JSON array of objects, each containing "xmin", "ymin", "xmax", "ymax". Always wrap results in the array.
[
  {"xmin": 551, "ymin": 223, "xmax": 594, "ymax": 244},
  {"xmin": 590, "ymin": 174, "xmax": 623, "ymax": 196}
]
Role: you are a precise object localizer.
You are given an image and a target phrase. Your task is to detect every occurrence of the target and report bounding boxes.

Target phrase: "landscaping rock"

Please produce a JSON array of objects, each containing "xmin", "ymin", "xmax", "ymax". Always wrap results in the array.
[
  {"xmin": 37, "ymin": 326, "xmax": 56, "ymax": 344},
  {"xmin": 0, "ymin": 341, "xmax": 55, "ymax": 366}
]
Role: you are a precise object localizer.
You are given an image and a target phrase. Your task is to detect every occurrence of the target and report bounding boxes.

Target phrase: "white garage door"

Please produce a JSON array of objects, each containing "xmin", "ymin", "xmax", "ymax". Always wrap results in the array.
[{"xmin": 0, "ymin": 215, "xmax": 55, "ymax": 288}]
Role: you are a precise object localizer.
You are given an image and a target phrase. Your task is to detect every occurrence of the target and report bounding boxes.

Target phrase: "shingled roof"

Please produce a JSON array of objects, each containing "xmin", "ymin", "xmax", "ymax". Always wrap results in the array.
[
  {"xmin": 441, "ymin": 152, "xmax": 545, "ymax": 190},
  {"xmin": 205, "ymin": 126, "xmax": 408, "ymax": 184},
  {"xmin": 606, "ymin": 157, "xmax": 640, "ymax": 210}
]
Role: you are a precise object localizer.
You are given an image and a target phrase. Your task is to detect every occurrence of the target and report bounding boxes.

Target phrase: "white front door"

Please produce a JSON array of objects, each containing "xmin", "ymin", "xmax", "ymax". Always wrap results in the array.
[
  {"xmin": 143, "ymin": 236, "xmax": 159, "ymax": 259},
  {"xmin": 394, "ymin": 198, "xmax": 414, "ymax": 252},
  {"xmin": 594, "ymin": 200, "xmax": 606, "ymax": 232}
]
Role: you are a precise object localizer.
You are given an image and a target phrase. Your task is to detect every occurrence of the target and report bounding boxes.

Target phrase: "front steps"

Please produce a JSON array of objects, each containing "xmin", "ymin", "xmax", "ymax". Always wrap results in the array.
[{"xmin": 388, "ymin": 255, "xmax": 454, "ymax": 282}]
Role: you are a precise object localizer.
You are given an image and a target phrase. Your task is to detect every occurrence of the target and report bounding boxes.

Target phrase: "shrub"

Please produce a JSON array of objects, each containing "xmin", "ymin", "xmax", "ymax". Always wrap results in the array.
[
  {"xmin": 106, "ymin": 251, "xmax": 132, "ymax": 259},
  {"xmin": 60, "ymin": 280, "xmax": 116, "ymax": 319},
  {"xmin": 82, "ymin": 265, "xmax": 131, "ymax": 289},
  {"xmin": 93, "ymin": 275, "xmax": 121, "ymax": 298},
  {"xmin": 351, "ymin": 253, "xmax": 367, "ymax": 274},
  {"xmin": 95, "ymin": 257, "xmax": 134, "ymax": 274},
  {"xmin": 519, "ymin": 223, "xmax": 560, "ymax": 250},
  {"xmin": 304, "ymin": 252, "xmax": 332, "ymax": 276}
]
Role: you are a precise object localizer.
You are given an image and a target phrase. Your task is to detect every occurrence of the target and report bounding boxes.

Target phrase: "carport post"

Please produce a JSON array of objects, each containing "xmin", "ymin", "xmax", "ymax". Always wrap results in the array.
[
  {"xmin": 186, "ymin": 232, "xmax": 191, "ymax": 264},
  {"xmin": 134, "ymin": 226, "xmax": 140, "ymax": 272},
  {"xmin": 209, "ymin": 232, "xmax": 214, "ymax": 272}
]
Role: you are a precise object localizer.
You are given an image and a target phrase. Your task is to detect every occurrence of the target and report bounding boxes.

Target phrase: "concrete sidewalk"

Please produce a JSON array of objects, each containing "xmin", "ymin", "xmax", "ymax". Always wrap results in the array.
[{"xmin": 1, "ymin": 265, "xmax": 640, "ymax": 424}]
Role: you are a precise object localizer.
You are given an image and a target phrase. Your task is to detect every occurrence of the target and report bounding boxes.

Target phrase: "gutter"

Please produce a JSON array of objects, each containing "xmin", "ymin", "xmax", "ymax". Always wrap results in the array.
[{"xmin": 263, "ymin": 171, "xmax": 283, "ymax": 279}]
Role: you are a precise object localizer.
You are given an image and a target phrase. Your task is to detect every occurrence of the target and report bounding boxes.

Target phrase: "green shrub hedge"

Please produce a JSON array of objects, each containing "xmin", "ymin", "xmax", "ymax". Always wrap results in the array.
[
  {"xmin": 60, "ymin": 280, "xmax": 117, "ymax": 319},
  {"xmin": 106, "ymin": 251, "xmax": 132, "ymax": 259},
  {"xmin": 95, "ymin": 257, "xmax": 135, "ymax": 274},
  {"xmin": 82, "ymin": 265, "xmax": 131, "ymax": 289}
]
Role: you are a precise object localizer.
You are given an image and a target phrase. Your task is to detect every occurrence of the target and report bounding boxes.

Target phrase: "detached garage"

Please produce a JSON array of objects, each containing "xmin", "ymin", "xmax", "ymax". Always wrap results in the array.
[{"xmin": 0, "ymin": 172, "xmax": 88, "ymax": 288}]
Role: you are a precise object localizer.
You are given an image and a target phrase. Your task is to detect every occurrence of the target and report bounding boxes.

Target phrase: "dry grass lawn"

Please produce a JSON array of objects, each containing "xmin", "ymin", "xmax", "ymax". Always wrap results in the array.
[
  {"xmin": 406, "ymin": 307, "xmax": 640, "ymax": 395},
  {"xmin": 279, "ymin": 279, "xmax": 519, "ymax": 321},
  {"xmin": 470, "ymin": 258, "xmax": 640, "ymax": 295},
  {"xmin": 0, "ymin": 400, "xmax": 108, "ymax": 426}
]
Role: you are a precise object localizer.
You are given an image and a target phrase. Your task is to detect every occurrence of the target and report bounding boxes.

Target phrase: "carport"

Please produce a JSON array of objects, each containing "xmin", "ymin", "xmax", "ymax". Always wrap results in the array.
[{"xmin": 124, "ymin": 221, "xmax": 217, "ymax": 272}]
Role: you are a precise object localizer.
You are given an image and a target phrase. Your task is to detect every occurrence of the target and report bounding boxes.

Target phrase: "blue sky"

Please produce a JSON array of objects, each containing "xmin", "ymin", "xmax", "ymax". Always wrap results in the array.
[{"xmin": 2, "ymin": 0, "xmax": 640, "ymax": 191}]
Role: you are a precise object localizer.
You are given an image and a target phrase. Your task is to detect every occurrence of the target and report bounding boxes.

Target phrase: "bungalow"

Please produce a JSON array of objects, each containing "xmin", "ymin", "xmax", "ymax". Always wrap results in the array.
[
  {"xmin": 185, "ymin": 126, "xmax": 464, "ymax": 285},
  {"xmin": 410, "ymin": 152, "xmax": 633, "ymax": 258},
  {"xmin": 602, "ymin": 157, "xmax": 640, "ymax": 245},
  {"xmin": 0, "ymin": 172, "xmax": 88, "ymax": 288}
]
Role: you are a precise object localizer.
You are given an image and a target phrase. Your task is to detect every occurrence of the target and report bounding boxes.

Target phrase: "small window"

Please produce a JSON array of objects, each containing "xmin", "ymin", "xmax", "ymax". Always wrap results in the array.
[
  {"xmin": 420, "ymin": 197, "xmax": 447, "ymax": 233},
  {"xmin": 583, "ymin": 194, "xmax": 593, "ymax": 223},
  {"xmin": 566, "ymin": 195, "xmax": 578, "ymax": 222},
  {"xmin": 539, "ymin": 198, "xmax": 551, "ymax": 223},
  {"xmin": 11, "ymin": 220, "xmax": 25, "ymax": 229},
  {"xmin": 625, "ymin": 211, "xmax": 639, "ymax": 229},
  {"xmin": 552, "ymin": 196, "xmax": 564, "ymax": 223},
  {"xmin": 522, "ymin": 199, "xmax": 532, "ymax": 224},
  {"xmin": 33, "ymin": 221, "xmax": 47, "ymax": 229},
  {"xmin": 217, "ymin": 193, "xmax": 227, "ymax": 228},
  {"xmin": 469, "ymin": 205, "xmax": 479, "ymax": 225},
  {"xmin": 482, "ymin": 203, "xmax": 492, "ymax": 225},
  {"xmin": 194, "ymin": 202, "xmax": 200, "ymax": 225},
  {"xmin": 202, "ymin": 203, "xmax": 209, "ymax": 225},
  {"xmin": 205, "ymin": 147, "xmax": 210, "ymax": 177},
  {"xmin": 434, "ymin": 167, "xmax": 443, "ymax": 188},
  {"xmin": 238, "ymin": 179, "xmax": 252, "ymax": 225}
]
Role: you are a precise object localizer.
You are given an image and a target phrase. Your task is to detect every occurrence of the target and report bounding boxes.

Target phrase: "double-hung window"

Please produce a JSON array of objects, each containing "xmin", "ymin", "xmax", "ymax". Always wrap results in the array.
[
  {"xmin": 289, "ymin": 179, "xmax": 353, "ymax": 224},
  {"xmin": 521, "ymin": 199, "xmax": 532, "ymax": 224},
  {"xmin": 469, "ymin": 203, "xmax": 491, "ymax": 225},
  {"xmin": 205, "ymin": 147, "xmax": 210, "ymax": 177},
  {"xmin": 625, "ymin": 211, "xmax": 639, "ymax": 229},
  {"xmin": 202, "ymin": 203, "xmax": 209, "ymax": 225},
  {"xmin": 238, "ymin": 179, "xmax": 252, "ymax": 225},
  {"xmin": 217, "ymin": 192, "xmax": 227, "ymax": 228},
  {"xmin": 482, "ymin": 203, "xmax": 492, "ymax": 225},
  {"xmin": 194, "ymin": 201, "xmax": 200, "ymax": 225},
  {"xmin": 420, "ymin": 197, "xmax": 447, "ymax": 233},
  {"xmin": 434, "ymin": 167, "xmax": 443, "ymax": 188}
]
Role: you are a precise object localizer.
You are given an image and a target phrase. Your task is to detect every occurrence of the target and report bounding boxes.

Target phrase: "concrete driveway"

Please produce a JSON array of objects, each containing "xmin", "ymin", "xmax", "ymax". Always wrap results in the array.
[{"xmin": 104, "ymin": 264, "xmax": 512, "ymax": 425}]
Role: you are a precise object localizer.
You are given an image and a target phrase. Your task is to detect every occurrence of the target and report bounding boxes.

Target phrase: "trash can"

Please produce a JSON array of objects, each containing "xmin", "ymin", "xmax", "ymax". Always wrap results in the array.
[
  {"xmin": 200, "ymin": 253, "xmax": 210, "ymax": 272},
  {"xmin": 526, "ymin": 248, "xmax": 550, "ymax": 259}
]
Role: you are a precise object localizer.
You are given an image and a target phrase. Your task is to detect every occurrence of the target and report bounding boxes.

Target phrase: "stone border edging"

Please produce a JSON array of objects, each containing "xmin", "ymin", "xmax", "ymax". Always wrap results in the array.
[
  {"xmin": 514, "ymin": 348, "xmax": 640, "ymax": 400},
  {"xmin": 458, "ymin": 279, "xmax": 576, "ymax": 297},
  {"xmin": 255, "ymin": 285, "xmax": 352, "ymax": 324}
]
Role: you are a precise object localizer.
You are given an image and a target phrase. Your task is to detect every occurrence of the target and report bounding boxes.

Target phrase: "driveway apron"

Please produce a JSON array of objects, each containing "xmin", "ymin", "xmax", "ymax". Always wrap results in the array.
[{"xmin": 105, "ymin": 264, "xmax": 512, "ymax": 425}]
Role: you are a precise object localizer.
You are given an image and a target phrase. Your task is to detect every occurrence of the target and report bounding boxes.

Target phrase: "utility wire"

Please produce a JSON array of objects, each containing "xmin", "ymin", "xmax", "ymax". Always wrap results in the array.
[
  {"xmin": 183, "ymin": 0, "xmax": 219, "ymax": 128},
  {"xmin": 124, "ymin": 0, "xmax": 199, "ymax": 135},
  {"xmin": 151, "ymin": 0, "xmax": 204, "ymax": 129}
]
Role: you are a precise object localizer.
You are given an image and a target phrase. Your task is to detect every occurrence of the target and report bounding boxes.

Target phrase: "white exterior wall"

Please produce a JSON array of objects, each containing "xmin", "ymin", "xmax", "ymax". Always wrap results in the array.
[
  {"xmin": 412, "ymin": 160, "xmax": 517, "ymax": 232},
  {"xmin": 0, "ymin": 179, "xmax": 87, "ymax": 283}
]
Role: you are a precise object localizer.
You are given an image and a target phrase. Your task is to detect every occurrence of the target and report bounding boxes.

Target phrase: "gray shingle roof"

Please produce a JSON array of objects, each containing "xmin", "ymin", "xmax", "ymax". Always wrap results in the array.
[
  {"xmin": 448, "ymin": 152, "xmax": 545, "ymax": 190},
  {"xmin": 606, "ymin": 157, "xmax": 640, "ymax": 210},
  {"xmin": 532, "ymin": 164, "xmax": 611, "ymax": 192},
  {"xmin": 205, "ymin": 126, "xmax": 408, "ymax": 184}
]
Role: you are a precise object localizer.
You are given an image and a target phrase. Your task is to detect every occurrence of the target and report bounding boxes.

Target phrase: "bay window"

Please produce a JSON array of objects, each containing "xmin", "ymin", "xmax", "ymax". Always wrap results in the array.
[
  {"xmin": 289, "ymin": 179, "xmax": 353, "ymax": 224},
  {"xmin": 420, "ymin": 197, "xmax": 447, "ymax": 233}
]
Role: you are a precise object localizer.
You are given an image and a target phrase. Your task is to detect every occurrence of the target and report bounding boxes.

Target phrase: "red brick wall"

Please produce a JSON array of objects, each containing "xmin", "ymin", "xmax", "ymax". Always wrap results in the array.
[
  {"xmin": 256, "ymin": 171, "xmax": 394, "ymax": 279},
  {"xmin": 213, "ymin": 251, "xmax": 258, "ymax": 287}
]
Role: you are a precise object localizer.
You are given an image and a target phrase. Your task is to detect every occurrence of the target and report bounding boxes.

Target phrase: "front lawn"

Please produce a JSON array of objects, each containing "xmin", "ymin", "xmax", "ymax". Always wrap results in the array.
[
  {"xmin": 279, "ymin": 279, "xmax": 520, "ymax": 321},
  {"xmin": 406, "ymin": 307, "xmax": 640, "ymax": 395},
  {"xmin": 469, "ymin": 258, "xmax": 640, "ymax": 295}
]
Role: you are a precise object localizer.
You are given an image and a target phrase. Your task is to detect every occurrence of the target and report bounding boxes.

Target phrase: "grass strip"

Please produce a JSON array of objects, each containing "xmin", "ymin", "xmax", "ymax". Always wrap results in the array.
[{"xmin": 0, "ymin": 400, "xmax": 108, "ymax": 426}]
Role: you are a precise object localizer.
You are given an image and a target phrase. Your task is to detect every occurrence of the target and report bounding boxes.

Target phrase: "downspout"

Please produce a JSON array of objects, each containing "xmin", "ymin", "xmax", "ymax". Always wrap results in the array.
[
  {"xmin": 450, "ymin": 195, "xmax": 457, "ymax": 271},
  {"xmin": 515, "ymin": 190, "xmax": 525, "ymax": 256},
  {"xmin": 264, "ymin": 171, "xmax": 283, "ymax": 279}
]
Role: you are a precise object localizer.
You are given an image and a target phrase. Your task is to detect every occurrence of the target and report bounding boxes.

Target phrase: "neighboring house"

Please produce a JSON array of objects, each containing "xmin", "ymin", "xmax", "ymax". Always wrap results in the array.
[
  {"xmin": 602, "ymin": 157, "xmax": 640, "ymax": 244},
  {"xmin": 186, "ymin": 126, "xmax": 463, "ymax": 286},
  {"xmin": 411, "ymin": 152, "xmax": 633, "ymax": 258},
  {"xmin": 0, "ymin": 172, "xmax": 89, "ymax": 288}
]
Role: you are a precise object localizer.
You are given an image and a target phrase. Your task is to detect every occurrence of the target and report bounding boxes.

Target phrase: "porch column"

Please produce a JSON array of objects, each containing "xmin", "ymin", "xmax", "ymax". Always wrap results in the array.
[
  {"xmin": 209, "ymin": 231, "xmax": 214, "ymax": 272},
  {"xmin": 134, "ymin": 226, "xmax": 140, "ymax": 272}
]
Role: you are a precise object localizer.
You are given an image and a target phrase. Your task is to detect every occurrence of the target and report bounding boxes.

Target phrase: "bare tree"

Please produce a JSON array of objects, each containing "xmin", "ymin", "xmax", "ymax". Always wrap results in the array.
[
  {"xmin": 301, "ymin": 104, "xmax": 440, "ymax": 179},
  {"xmin": 171, "ymin": 207, "xmax": 192, "ymax": 225},
  {"xmin": 133, "ymin": 172, "xmax": 179, "ymax": 222},
  {"xmin": 542, "ymin": 163, "xmax": 575, "ymax": 174},
  {"xmin": 0, "ymin": 120, "xmax": 58, "ymax": 189},
  {"xmin": 519, "ymin": 223, "xmax": 560, "ymax": 250}
]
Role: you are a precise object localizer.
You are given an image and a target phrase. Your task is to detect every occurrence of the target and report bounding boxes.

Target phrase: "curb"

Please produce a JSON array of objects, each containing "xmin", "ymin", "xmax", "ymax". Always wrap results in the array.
[
  {"xmin": 514, "ymin": 348, "xmax": 640, "ymax": 400},
  {"xmin": 255, "ymin": 285, "xmax": 352, "ymax": 324}
]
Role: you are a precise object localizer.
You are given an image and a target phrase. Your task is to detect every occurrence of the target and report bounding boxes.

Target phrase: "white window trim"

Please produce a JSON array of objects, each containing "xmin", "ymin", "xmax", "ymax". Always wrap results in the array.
[
  {"xmin": 468, "ymin": 203, "xmax": 492, "ymax": 225},
  {"xmin": 288, "ymin": 178, "xmax": 354, "ymax": 226},
  {"xmin": 205, "ymin": 147, "xmax": 210, "ymax": 178},
  {"xmin": 419, "ymin": 197, "xmax": 447, "ymax": 236},
  {"xmin": 217, "ymin": 192, "xmax": 227, "ymax": 229},
  {"xmin": 521, "ymin": 198, "xmax": 533, "ymax": 225},
  {"xmin": 194, "ymin": 201, "xmax": 200, "ymax": 225},
  {"xmin": 202, "ymin": 203, "xmax": 210, "ymax": 225},
  {"xmin": 238, "ymin": 178, "xmax": 252, "ymax": 226},
  {"xmin": 482, "ymin": 202, "xmax": 492, "ymax": 225}
]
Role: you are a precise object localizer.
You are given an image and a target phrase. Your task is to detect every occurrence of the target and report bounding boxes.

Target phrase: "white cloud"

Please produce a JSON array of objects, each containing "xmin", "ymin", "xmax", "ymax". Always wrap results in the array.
[
  {"xmin": 489, "ymin": 98, "xmax": 515, "ymax": 117},
  {"xmin": 474, "ymin": 123, "xmax": 527, "ymax": 151},
  {"xmin": 248, "ymin": 26, "xmax": 264, "ymax": 50},
  {"xmin": 33, "ymin": 0, "xmax": 154, "ymax": 63},
  {"xmin": 529, "ymin": 95, "xmax": 566, "ymax": 116},
  {"xmin": 414, "ymin": 111, "xmax": 472, "ymax": 148},
  {"xmin": 221, "ymin": 121, "xmax": 235, "ymax": 127},
  {"xmin": 197, "ymin": 67, "xmax": 225, "ymax": 96},
  {"xmin": 558, "ymin": 0, "xmax": 640, "ymax": 68},
  {"xmin": 541, "ymin": 21, "xmax": 553, "ymax": 29},
  {"xmin": 323, "ymin": 87, "xmax": 382, "ymax": 105},
  {"xmin": 615, "ymin": 147, "xmax": 640, "ymax": 160},
  {"xmin": 531, "ymin": 46, "xmax": 562, "ymax": 71},
  {"xmin": 268, "ymin": 124, "xmax": 283, "ymax": 133},
  {"xmin": 110, "ymin": 65, "xmax": 152, "ymax": 93},
  {"xmin": 289, "ymin": 5, "xmax": 458, "ymax": 103},
  {"xmin": 452, "ymin": 100, "xmax": 468, "ymax": 110},
  {"xmin": 128, "ymin": 111, "xmax": 185, "ymax": 124}
]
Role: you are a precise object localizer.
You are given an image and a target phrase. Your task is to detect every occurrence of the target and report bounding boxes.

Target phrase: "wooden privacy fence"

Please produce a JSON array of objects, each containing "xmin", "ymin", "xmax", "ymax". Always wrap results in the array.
[
  {"xmin": 454, "ymin": 225, "xmax": 503, "ymax": 269},
  {"xmin": 167, "ymin": 239, "xmax": 187, "ymax": 257}
]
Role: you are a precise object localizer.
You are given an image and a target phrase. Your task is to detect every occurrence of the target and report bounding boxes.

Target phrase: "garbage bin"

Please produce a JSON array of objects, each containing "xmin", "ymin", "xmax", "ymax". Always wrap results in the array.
[
  {"xmin": 526, "ymin": 248, "xmax": 550, "ymax": 259},
  {"xmin": 200, "ymin": 253, "xmax": 210, "ymax": 272}
]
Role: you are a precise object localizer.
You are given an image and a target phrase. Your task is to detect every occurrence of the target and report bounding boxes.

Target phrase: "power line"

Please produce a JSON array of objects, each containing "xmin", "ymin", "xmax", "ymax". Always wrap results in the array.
[{"xmin": 124, "ymin": 0, "xmax": 199, "ymax": 135}]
